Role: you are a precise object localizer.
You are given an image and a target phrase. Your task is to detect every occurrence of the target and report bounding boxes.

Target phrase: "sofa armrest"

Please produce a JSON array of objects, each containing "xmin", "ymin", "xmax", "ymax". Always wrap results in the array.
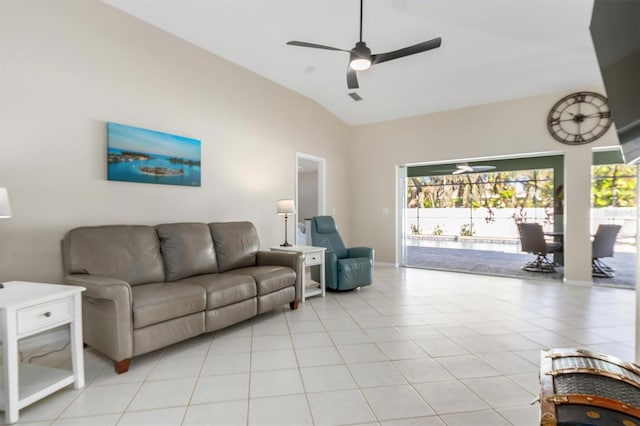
[
  {"xmin": 63, "ymin": 274, "xmax": 134, "ymax": 363},
  {"xmin": 256, "ymin": 251, "xmax": 304, "ymax": 302},
  {"xmin": 348, "ymin": 247, "xmax": 374, "ymax": 261},
  {"xmin": 64, "ymin": 274, "xmax": 132, "ymax": 300},
  {"xmin": 256, "ymin": 250, "xmax": 299, "ymax": 269}
]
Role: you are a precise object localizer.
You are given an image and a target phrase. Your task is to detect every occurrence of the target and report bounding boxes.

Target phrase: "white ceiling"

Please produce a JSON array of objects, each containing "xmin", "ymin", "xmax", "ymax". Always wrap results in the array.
[{"xmin": 103, "ymin": 0, "xmax": 603, "ymax": 126}]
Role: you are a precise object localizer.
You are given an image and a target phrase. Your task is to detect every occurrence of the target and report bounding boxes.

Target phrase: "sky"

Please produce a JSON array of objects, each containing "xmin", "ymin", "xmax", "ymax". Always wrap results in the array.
[{"xmin": 107, "ymin": 122, "xmax": 201, "ymax": 160}]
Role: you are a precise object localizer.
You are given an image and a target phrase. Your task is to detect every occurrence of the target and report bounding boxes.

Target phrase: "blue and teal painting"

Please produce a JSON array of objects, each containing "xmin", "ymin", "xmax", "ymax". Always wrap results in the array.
[{"xmin": 107, "ymin": 122, "xmax": 201, "ymax": 187}]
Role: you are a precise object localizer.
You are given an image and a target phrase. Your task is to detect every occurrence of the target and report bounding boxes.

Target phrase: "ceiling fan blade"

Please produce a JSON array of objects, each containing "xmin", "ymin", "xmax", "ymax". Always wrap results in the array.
[
  {"xmin": 286, "ymin": 41, "xmax": 348, "ymax": 52},
  {"xmin": 451, "ymin": 164, "xmax": 474, "ymax": 175},
  {"xmin": 347, "ymin": 67, "xmax": 359, "ymax": 89},
  {"xmin": 371, "ymin": 37, "xmax": 442, "ymax": 65},
  {"xmin": 472, "ymin": 166, "xmax": 496, "ymax": 172}
]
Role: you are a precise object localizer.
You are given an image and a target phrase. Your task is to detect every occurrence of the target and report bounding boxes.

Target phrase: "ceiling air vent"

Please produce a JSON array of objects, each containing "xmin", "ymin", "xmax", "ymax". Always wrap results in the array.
[{"xmin": 348, "ymin": 92, "xmax": 362, "ymax": 101}]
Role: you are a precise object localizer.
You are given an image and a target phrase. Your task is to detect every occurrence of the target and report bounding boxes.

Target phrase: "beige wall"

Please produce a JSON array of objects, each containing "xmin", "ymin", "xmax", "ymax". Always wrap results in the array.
[
  {"xmin": 349, "ymin": 90, "xmax": 620, "ymax": 283},
  {"xmin": 0, "ymin": 0, "xmax": 350, "ymax": 283},
  {"xmin": 0, "ymin": 0, "xmax": 623, "ymax": 286}
]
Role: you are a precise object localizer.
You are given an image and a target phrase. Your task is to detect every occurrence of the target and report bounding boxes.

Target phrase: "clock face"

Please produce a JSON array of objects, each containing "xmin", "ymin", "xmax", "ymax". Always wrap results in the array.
[{"xmin": 547, "ymin": 91, "xmax": 613, "ymax": 145}]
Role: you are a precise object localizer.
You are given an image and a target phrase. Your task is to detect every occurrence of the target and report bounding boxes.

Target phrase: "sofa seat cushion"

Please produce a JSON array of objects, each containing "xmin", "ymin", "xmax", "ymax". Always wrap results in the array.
[
  {"xmin": 230, "ymin": 266, "xmax": 296, "ymax": 296},
  {"xmin": 178, "ymin": 273, "xmax": 257, "ymax": 310},
  {"xmin": 131, "ymin": 282, "xmax": 206, "ymax": 329}
]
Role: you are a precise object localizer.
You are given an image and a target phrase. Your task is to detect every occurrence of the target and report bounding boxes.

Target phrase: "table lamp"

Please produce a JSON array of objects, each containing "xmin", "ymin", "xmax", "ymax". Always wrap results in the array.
[{"xmin": 277, "ymin": 199, "xmax": 295, "ymax": 247}]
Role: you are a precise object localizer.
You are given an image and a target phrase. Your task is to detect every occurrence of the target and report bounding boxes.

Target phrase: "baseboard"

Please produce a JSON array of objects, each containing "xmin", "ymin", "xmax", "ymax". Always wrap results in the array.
[{"xmin": 563, "ymin": 278, "xmax": 593, "ymax": 287}]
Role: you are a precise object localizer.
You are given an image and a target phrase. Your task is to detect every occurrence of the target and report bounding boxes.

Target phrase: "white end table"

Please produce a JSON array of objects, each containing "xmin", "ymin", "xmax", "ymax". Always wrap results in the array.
[
  {"xmin": 0, "ymin": 281, "xmax": 85, "ymax": 424},
  {"xmin": 271, "ymin": 245, "xmax": 326, "ymax": 302}
]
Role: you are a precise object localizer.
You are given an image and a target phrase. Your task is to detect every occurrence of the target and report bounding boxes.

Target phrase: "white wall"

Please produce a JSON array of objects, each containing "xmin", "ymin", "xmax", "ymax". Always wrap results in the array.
[
  {"xmin": 0, "ymin": 0, "xmax": 624, "ymax": 287},
  {"xmin": 349, "ymin": 90, "xmax": 620, "ymax": 283},
  {"xmin": 0, "ymin": 0, "xmax": 350, "ymax": 283}
]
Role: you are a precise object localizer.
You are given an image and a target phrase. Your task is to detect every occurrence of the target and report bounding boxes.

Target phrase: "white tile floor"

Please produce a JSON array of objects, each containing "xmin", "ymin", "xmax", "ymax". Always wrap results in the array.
[{"xmin": 4, "ymin": 266, "xmax": 636, "ymax": 425}]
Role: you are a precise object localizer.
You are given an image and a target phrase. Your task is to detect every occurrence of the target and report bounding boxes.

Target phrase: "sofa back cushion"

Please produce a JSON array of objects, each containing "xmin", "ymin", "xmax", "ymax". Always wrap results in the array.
[
  {"xmin": 209, "ymin": 222, "xmax": 259, "ymax": 272},
  {"xmin": 62, "ymin": 225, "xmax": 164, "ymax": 285},
  {"xmin": 156, "ymin": 222, "xmax": 218, "ymax": 281}
]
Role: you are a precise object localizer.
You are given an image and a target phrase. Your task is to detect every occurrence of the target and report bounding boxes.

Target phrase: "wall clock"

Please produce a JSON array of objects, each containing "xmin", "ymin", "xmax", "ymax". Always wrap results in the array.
[{"xmin": 546, "ymin": 91, "xmax": 613, "ymax": 145}]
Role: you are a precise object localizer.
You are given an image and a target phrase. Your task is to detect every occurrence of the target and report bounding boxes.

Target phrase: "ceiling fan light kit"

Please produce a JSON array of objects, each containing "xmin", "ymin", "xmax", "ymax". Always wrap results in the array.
[
  {"xmin": 349, "ymin": 41, "xmax": 372, "ymax": 70},
  {"xmin": 287, "ymin": 0, "xmax": 442, "ymax": 89}
]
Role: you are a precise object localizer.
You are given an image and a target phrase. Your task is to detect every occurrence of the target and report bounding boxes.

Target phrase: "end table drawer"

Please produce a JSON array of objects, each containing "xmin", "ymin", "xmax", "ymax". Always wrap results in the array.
[
  {"xmin": 17, "ymin": 297, "xmax": 73, "ymax": 335},
  {"xmin": 306, "ymin": 252, "xmax": 323, "ymax": 266}
]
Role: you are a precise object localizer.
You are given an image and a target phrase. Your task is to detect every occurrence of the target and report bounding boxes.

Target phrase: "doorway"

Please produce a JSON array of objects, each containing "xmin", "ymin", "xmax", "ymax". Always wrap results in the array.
[
  {"xmin": 296, "ymin": 153, "xmax": 326, "ymax": 245},
  {"xmin": 590, "ymin": 152, "xmax": 637, "ymax": 288},
  {"xmin": 399, "ymin": 155, "xmax": 565, "ymax": 282}
]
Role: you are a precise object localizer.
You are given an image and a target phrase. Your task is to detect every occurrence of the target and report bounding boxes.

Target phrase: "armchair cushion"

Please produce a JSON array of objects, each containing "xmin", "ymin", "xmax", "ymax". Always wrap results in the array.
[
  {"xmin": 209, "ymin": 222, "xmax": 259, "ymax": 272},
  {"xmin": 156, "ymin": 223, "xmax": 218, "ymax": 281},
  {"xmin": 337, "ymin": 258, "xmax": 373, "ymax": 289},
  {"xmin": 310, "ymin": 216, "xmax": 348, "ymax": 259}
]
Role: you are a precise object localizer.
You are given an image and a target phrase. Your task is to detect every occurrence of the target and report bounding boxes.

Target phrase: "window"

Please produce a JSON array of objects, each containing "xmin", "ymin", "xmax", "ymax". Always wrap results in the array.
[
  {"xmin": 591, "ymin": 164, "xmax": 637, "ymax": 242},
  {"xmin": 406, "ymin": 168, "xmax": 554, "ymax": 240}
]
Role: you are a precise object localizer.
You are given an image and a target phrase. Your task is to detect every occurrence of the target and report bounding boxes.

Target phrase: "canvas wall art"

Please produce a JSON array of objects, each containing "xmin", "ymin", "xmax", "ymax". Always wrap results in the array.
[{"xmin": 107, "ymin": 122, "xmax": 201, "ymax": 187}]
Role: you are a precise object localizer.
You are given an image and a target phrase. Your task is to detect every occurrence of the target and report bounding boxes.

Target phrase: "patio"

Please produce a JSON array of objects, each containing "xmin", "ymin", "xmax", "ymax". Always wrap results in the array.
[{"xmin": 405, "ymin": 241, "xmax": 635, "ymax": 289}]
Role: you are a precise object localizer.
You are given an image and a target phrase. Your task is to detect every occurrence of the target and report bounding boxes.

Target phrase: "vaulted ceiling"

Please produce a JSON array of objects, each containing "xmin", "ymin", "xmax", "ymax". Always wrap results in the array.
[{"xmin": 103, "ymin": 0, "xmax": 602, "ymax": 126}]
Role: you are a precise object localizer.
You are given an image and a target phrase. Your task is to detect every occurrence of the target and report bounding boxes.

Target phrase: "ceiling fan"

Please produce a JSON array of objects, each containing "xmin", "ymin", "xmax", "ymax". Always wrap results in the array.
[
  {"xmin": 286, "ymin": 0, "xmax": 442, "ymax": 90},
  {"xmin": 451, "ymin": 163, "xmax": 496, "ymax": 175}
]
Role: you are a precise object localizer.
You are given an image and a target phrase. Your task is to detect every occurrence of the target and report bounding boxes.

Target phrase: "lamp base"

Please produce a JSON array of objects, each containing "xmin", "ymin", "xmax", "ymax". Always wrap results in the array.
[{"xmin": 280, "ymin": 213, "xmax": 292, "ymax": 248}]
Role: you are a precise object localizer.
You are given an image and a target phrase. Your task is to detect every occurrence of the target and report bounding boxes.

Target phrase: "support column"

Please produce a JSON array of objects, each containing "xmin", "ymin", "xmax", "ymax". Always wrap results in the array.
[
  {"xmin": 563, "ymin": 148, "xmax": 593, "ymax": 285},
  {"xmin": 635, "ymin": 164, "xmax": 640, "ymax": 363}
]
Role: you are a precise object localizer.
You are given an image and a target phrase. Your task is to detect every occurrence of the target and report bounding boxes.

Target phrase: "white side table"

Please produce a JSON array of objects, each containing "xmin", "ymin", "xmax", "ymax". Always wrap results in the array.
[
  {"xmin": 0, "ymin": 281, "xmax": 85, "ymax": 424},
  {"xmin": 271, "ymin": 245, "xmax": 326, "ymax": 302}
]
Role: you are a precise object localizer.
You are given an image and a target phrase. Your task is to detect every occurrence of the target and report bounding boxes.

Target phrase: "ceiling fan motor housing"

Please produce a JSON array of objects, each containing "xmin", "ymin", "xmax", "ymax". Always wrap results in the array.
[{"xmin": 352, "ymin": 41, "xmax": 371, "ymax": 58}]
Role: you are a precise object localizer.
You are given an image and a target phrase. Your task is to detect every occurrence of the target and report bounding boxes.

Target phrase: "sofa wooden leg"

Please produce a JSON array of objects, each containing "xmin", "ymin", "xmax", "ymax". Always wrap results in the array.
[
  {"xmin": 114, "ymin": 358, "xmax": 131, "ymax": 374},
  {"xmin": 290, "ymin": 300, "xmax": 300, "ymax": 310}
]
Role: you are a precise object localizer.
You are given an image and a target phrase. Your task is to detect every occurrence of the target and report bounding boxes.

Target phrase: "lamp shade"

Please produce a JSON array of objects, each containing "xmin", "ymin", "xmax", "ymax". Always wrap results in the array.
[
  {"xmin": 349, "ymin": 57, "xmax": 371, "ymax": 71},
  {"xmin": 277, "ymin": 199, "xmax": 295, "ymax": 215},
  {"xmin": 0, "ymin": 187, "xmax": 11, "ymax": 218}
]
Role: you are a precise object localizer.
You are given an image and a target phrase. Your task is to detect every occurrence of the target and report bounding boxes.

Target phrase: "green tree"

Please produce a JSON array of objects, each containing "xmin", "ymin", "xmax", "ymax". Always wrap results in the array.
[{"xmin": 592, "ymin": 165, "xmax": 637, "ymax": 208}]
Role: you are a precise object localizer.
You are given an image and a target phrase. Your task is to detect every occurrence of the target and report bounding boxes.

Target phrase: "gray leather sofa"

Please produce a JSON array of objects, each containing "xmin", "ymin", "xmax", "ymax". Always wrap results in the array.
[{"xmin": 62, "ymin": 221, "xmax": 302, "ymax": 374}]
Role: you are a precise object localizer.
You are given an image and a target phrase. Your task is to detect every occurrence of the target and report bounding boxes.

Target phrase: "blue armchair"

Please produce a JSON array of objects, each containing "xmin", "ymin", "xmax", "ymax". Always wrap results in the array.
[{"xmin": 310, "ymin": 216, "xmax": 374, "ymax": 291}]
